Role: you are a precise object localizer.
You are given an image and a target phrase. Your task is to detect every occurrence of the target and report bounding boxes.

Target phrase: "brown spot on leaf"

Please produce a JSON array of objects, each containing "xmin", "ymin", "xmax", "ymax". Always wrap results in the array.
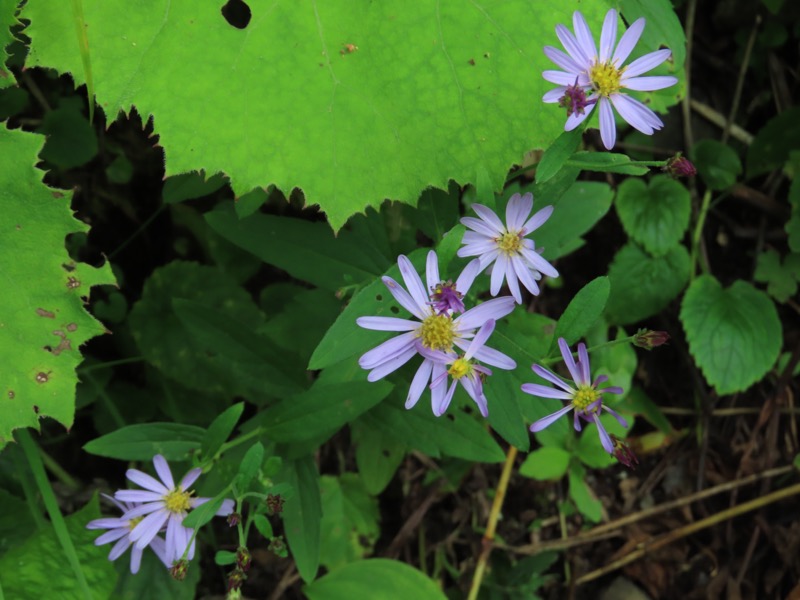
[
  {"xmin": 0, "ymin": 69, "xmax": 7, "ymax": 78},
  {"xmin": 35, "ymin": 372, "xmax": 49, "ymax": 384},
  {"xmin": 7, "ymin": 391, "xmax": 14, "ymax": 399},
  {"xmin": 36, "ymin": 308, "xmax": 56, "ymax": 318},
  {"xmin": 340, "ymin": 43, "xmax": 358, "ymax": 55},
  {"xmin": 52, "ymin": 191, "xmax": 64, "ymax": 199},
  {"xmin": 48, "ymin": 330, "xmax": 72, "ymax": 356},
  {"xmin": 67, "ymin": 276, "xmax": 81, "ymax": 289},
  {"xmin": 468, "ymin": 58, "xmax": 475, "ymax": 66},
  {"xmin": 33, "ymin": 405, "xmax": 40, "ymax": 414},
  {"xmin": 66, "ymin": 323, "xmax": 77, "ymax": 332}
]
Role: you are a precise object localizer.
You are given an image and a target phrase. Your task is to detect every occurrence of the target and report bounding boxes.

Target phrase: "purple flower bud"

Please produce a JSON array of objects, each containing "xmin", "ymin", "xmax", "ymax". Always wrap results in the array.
[
  {"xmin": 227, "ymin": 567, "xmax": 247, "ymax": 592},
  {"xmin": 663, "ymin": 155, "xmax": 696, "ymax": 178},
  {"xmin": 429, "ymin": 280, "xmax": 465, "ymax": 315},
  {"xmin": 266, "ymin": 493, "xmax": 284, "ymax": 515},
  {"xmin": 558, "ymin": 78, "xmax": 595, "ymax": 118},
  {"xmin": 268, "ymin": 535, "xmax": 288, "ymax": 558},
  {"xmin": 633, "ymin": 329, "xmax": 670, "ymax": 350},
  {"xmin": 236, "ymin": 546, "xmax": 252, "ymax": 571},
  {"xmin": 227, "ymin": 512, "xmax": 241, "ymax": 527},
  {"xmin": 610, "ymin": 435, "xmax": 639, "ymax": 470}
]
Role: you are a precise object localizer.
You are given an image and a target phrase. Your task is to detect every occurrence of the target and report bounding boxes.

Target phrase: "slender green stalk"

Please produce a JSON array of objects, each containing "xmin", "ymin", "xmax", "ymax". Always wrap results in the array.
[
  {"xmin": 39, "ymin": 446, "xmax": 81, "ymax": 491},
  {"xmin": 9, "ymin": 444, "xmax": 48, "ymax": 531},
  {"xmin": 541, "ymin": 335, "xmax": 636, "ymax": 366},
  {"xmin": 78, "ymin": 357, "xmax": 145, "ymax": 374},
  {"xmin": 217, "ymin": 427, "xmax": 268, "ymax": 458},
  {"xmin": 467, "ymin": 445, "xmax": 518, "ymax": 600},
  {"xmin": 690, "ymin": 189, "xmax": 713, "ymax": 278},
  {"xmin": 16, "ymin": 429, "xmax": 92, "ymax": 600}
]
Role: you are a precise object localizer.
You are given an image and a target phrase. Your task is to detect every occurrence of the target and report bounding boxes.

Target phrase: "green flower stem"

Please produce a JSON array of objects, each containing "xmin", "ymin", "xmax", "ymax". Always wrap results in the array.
[
  {"xmin": 467, "ymin": 445, "xmax": 518, "ymax": 600},
  {"xmin": 540, "ymin": 335, "xmax": 637, "ymax": 366},
  {"xmin": 78, "ymin": 356, "xmax": 145, "ymax": 374},
  {"xmin": 690, "ymin": 189, "xmax": 713, "ymax": 278},
  {"xmin": 38, "ymin": 445, "xmax": 81, "ymax": 492},
  {"xmin": 217, "ymin": 427, "xmax": 268, "ymax": 459},
  {"xmin": 16, "ymin": 429, "xmax": 92, "ymax": 600}
]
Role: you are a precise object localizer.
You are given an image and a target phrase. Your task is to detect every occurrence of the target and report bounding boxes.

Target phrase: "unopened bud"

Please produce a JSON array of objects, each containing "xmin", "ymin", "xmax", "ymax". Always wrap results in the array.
[
  {"xmin": 633, "ymin": 329, "xmax": 670, "ymax": 350},
  {"xmin": 236, "ymin": 546, "xmax": 251, "ymax": 572},
  {"xmin": 266, "ymin": 493, "xmax": 285, "ymax": 515},
  {"xmin": 268, "ymin": 535, "xmax": 288, "ymax": 558},
  {"xmin": 170, "ymin": 559, "xmax": 189, "ymax": 581},
  {"xmin": 610, "ymin": 435, "xmax": 639, "ymax": 470},
  {"xmin": 663, "ymin": 155, "xmax": 696, "ymax": 179},
  {"xmin": 227, "ymin": 512, "xmax": 241, "ymax": 527},
  {"xmin": 227, "ymin": 567, "xmax": 246, "ymax": 592}
]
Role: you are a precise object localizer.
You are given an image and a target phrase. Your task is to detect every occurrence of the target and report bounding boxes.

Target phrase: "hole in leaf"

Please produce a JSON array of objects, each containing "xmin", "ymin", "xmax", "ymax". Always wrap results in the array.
[
  {"xmin": 375, "ymin": 294, "xmax": 383, "ymax": 301},
  {"xmin": 221, "ymin": 0, "xmax": 251, "ymax": 29},
  {"xmin": 446, "ymin": 414, "xmax": 455, "ymax": 422},
  {"xmin": 390, "ymin": 306, "xmax": 399, "ymax": 314}
]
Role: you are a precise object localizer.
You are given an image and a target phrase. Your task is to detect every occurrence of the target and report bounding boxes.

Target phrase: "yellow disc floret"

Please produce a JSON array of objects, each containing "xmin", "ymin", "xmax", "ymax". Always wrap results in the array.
[
  {"xmin": 589, "ymin": 62, "xmax": 623, "ymax": 97},
  {"xmin": 164, "ymin": 488, "xmax": 194, "ymax": 514},
  {"xmin": 572, "ymin": 386, "xmax": 601, "ymax": 411},
  {"xmin": 497, "ymin": 231, "xmax": 522, "ymax": 255},
  {"xmin": 448, "ymin": 357, "xmax": 472, "ymax": 380},
  {"xmin": 419, "ymin": 314, "xmax": 454, "ymax": 351}
]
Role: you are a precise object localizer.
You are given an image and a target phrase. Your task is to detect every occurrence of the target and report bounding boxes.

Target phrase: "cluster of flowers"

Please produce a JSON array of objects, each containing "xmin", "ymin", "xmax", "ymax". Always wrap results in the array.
[
  {"xmin": 359, "ymin": 9, "xmax": 682, "ymax": 461},
  {"xmin": 358, "ymin": 192, "xmax": 627, "ymax": 456},
  {"xmin": 87, "ymin": 455, "xmax": 234, "ymax": 574}
]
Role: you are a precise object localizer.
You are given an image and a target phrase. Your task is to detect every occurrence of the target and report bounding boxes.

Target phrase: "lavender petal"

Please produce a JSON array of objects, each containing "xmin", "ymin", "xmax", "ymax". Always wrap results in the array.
[
  {"xmin": 624, "ymin": 48, "xmax": 672, "ymax": 78},
  {"xmin": 612, "ymin": 18, "xmax": 645, "ymax": 65},
  {"xmin": 592, "ymin": 413, "xmax": 615, "ymax": 453},
  {"xmin": 622, "ymin": 75, "xmax": 678, "ymax": 91},
  {"xmin": 457, "ymin": 297, "xmax": 516, "ymax": 331},
  {"xmin": 398, "ymin": 255, "xmax": 429, "ymax": 313},
  {"xmin": 521, "ymin": 383, "xmax": 573, "ymax": 400},
  {"xmin": 472, "ymin": 203, "xmax": 506, "ymax": 233},
  {"xmin": 125, "ymin": 469, "xmax": 168, "ymax": 495},
  {"xmin": 598, "ymin": 9, "xmax": 618, "ymax": 63},
  {"xmin": 543, "ymin": 45, "xmax": 583, "ymax": 74},
  {"xmin": 152, "ymin": 455, "xmax": 175, "ymax": 490},
  {"xmin": 572, "ymin": 11, "xmax": 598, "ymax": 61},
  {"xmin": 357, "ymin": 316, "xmax": 419, "ymax": 332},
  {"xmin": 425, "ymin": 250, "xmax": 440, "ymax": 292},
  {"xmin": 108, "ymin": 535, "xmax": 133, "ymax": 561},
  {"xmin": 555, "ymin": 23, "xmax": 590, "ymax": 66},
  {"xmin": 532, "ymin": 364, "xmax": 575, "ymax": 394},
  {"xmin": 359, "ymin": 331, "xmax": 417, "ymax": 369},
  {"xmin": 507, "ymin": 192, "xmax": 533, "ymax": 232},
  {"xmin": 461, "ymin": 215, "xmax": 501, "ymax": 237},
  {"xmin": 95, "ymin": 528, "xmax": 130, "ymax": 546},
  {"xmin": 180, "ymin": 467, "xmax": 202, "ymax": 490},
  {"xmin": 455, "ymin": 259, "xmax": 481, "ymax": 296},
  {"xmin": 382, "ymin": 276, "xmax": 427, "ymax": 321},
  {"xmin": 406, "ymin": 358, "xmax": 433, "ymax": 410},
  {"xmin": 521, "ymin": 205, "xmax": 553, "ymax": 235},
  {"xmin": 529, "ymin": 404, "xmax": 575, "ymax": 432},
  {"xmin": 598, "ymin": 97, "xmax": 617, "ymax": 149},
  {"xmin": 367, "ymin": 347, "xmax": 418, "ymax": 381}
]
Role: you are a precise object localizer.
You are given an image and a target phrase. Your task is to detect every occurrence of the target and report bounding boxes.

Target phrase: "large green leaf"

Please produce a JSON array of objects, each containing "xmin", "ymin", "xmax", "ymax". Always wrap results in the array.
[
  {"xmin": 614, "ymin": 175, "xmax": 690, "ymax": 257},
  {"xmin": 319, "ymin": 474, "xmax": 380, "ymax": 570},
  {"xmin": 352, "ymin": 419, "xmax": 405, "ymax": 495},
  {"xmin": 0, "ymin": 125, "xmax": 114, "ymax": 446},
  {"xmin": 304, "ymin": 559, "xmax": 446, "ymax": 600},
  {"xmin": 83, "ymin": 423, "xmax": 206, "ymax": 460},
  {"xmin": 605, "ymin": 242, "xmax": 690, "ymax": 325},
  {"xmin": 746, "ymin": 106, "xmax": 800, "ymax": 178},
  {"xmin": 0, "ymin": 0, "xmax": 20, "ymax": 87},
  {"xmin": 0, "ymin": 496, "xmax": 117, "ymax": 599},
  {"xmin": 206, "ymin": 202, "xmax": 388, "ymax": 291},
  {"xmin": 22, "ymin": 1, "xmax": 610, "ymax": 230},
  {"xmin": 680, "ymin": 275, "xmax": 782, "ymax": 395}
]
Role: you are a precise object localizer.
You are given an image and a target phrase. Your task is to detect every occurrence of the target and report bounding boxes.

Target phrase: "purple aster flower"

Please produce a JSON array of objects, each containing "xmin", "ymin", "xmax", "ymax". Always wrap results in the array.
[
  {"xmin": 457, "ymin": 192, "xmax": 558, "ymax": 304},
  {"xmin": 86, "ymin": 494, "xmax": 171, "ymax": 573},
  {"xmin": 357, "ymin": 251, "xmax": 516, "ymax": 414},
  {"xmin": 543, "ymin": 9, "xmax": 679, "ymax": 149},
  {"xmin": 115, "ymin": 455, "xmax": 235, "ymax": 564},
  {"xmin": 523, "ymin": 338, "xmax": 627, "ymax": 454},
  {"xmin": 419, "ymin": 319, "xmax": 515, "ymax": 417}
]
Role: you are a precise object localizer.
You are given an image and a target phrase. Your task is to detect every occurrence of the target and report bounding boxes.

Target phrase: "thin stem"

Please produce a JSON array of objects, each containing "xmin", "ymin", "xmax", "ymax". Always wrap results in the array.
[
  {"xmin": 217, "ymin": 427, "xmax": 268, "ymax": 459},
  {"xmin": 108, "ymin": 204, "xmax": 167, "ymax": 259},
  {"xmin": 722, "ymin": 15, "xmax": 760, "ymax": 145},
  {"xmin": 541, "ymin": 335, "xmax": 636, "ymax": 366},
  {"xmin": 504, "ymin": 464, "xmax": 794, "ymax": 556},
  {"xmin": 78, "ymin": 356, "xmax": 145, "ymax": 374},
  {"xmin": 39, "ymin": 446, "xmax": 81, "ymax": 491},
  {"xmin": 690, "ymin": 190, "xmax": 713, "ymax": 278},
  {"xmin": 575, "ymin": 481, "xmax": 800, "ymax": 584},
  {"xmin": 681, "ymin": 0, "xmax": 698, "ymax": 151},
  {"xmin": 467, "ymin": 445, "xmax": 518, "ymax": 600},
  {"xmin": 16, "ymin": 429, "xmax": 93, "ymax": 600}
]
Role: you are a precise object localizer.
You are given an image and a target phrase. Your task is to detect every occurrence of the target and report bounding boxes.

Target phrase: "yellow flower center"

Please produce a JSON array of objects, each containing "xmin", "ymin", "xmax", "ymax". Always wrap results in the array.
[
  {"xmin": 572, "ymin": 386, "xmax": 601, "ymax": 411},
  {"xmin": 164, "ymin": 488, "xmax": 194, "ymax": 514},
  {"xmin": 497, "ymin": 231, "xmax": 522, "ymax": 255},
  {"xmin": 418, "ymin": 313, "xmax": 454, "ymax": 351},
  {"xmin": 448, "ymin": 357, "xmax": 472, "ymax": 380},
  {"xmin": 127, "ymin": 516, "xmax": 143, "ymax": 531},
  {"xmin": 589, "ymin": 61, "xmax": 623, "ymax": 97}
]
